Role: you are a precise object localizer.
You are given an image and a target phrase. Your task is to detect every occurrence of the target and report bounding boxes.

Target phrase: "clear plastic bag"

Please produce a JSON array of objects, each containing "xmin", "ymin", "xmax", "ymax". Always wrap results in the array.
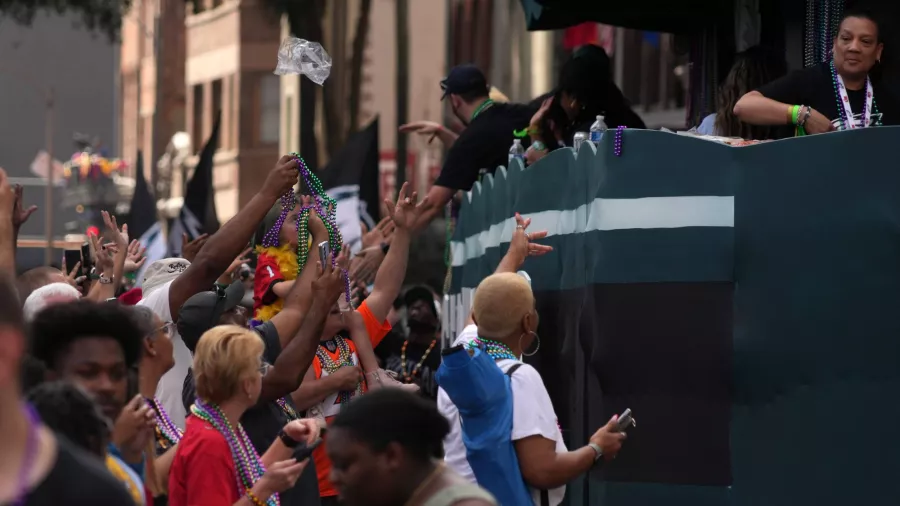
[{"xmin": 273, "ymin": 37, "xmax": 332, "ymax": 85}]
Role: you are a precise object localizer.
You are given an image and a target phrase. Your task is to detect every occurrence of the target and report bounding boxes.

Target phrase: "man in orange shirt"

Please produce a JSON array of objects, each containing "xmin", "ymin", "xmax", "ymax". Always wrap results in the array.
[{"xmin": 289, "ymin": 183, "xmax": 428, "ymax": 505}]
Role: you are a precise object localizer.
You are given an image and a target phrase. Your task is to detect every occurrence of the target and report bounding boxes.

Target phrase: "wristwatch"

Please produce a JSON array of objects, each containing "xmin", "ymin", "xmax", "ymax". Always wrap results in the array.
[
  {"xmin": 278, "ymin": 429, "xmax": 300, "ymax": 448},
  {"xmin": 588, "ymin": 443, "xmax": 603, "ymax": 463}
]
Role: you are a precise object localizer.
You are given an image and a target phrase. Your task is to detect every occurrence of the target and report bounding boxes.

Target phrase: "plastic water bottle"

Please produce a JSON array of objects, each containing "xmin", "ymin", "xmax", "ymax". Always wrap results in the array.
[
  {"xmin": 589, "ymin": 115, "xmax": 608, "ymax": 145},
  {"xmin": 508, "ymin": 139, "xmax": 525, "ymax": 165}
]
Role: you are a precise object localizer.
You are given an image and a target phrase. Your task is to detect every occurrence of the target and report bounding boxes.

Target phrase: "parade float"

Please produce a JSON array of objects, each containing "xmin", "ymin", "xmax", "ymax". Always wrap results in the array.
[
  {"xmin": 61, "ymin": 135, "xmax": 133, "ymax": 236},
  {"xmin": 444, "ymin": 1, "xmax": 900, "ymax": 505}
]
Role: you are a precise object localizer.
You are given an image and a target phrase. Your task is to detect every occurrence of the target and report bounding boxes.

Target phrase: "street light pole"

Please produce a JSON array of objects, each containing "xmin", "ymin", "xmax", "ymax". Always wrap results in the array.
[{"xmin": 44, "ymin": 87, "xmax": 55, "ymax": 265}]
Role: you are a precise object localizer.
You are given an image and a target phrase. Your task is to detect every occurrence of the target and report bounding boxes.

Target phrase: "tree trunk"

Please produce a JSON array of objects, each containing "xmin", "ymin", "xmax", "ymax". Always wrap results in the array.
[
  {"xmin": 347, "ymin": 0, "xmax": 372, "ymax": 135},
  {"xmin": 286, "ymin": 1, "xmax": 324, "ymax": 171},
  {"xmin": 395, "ymin": 0, "xmax": 409, "ymax": 188}
]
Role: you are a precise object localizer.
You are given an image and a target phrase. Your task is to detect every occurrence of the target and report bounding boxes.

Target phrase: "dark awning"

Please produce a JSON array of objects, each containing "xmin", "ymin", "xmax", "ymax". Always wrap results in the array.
[{"xmin": 519, "ymin": 0, "xmax": 727, "ymax": 33}]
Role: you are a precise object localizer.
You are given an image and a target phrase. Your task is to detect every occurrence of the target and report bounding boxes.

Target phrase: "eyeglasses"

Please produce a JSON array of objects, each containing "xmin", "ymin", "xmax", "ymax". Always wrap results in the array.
[
  {"xmin": 258, "ymin": 362, "xmax": 272, "ymax": 376},
  {"xmin": 147, "ymin": 322, "xmax": 175, "ymax": 339}
]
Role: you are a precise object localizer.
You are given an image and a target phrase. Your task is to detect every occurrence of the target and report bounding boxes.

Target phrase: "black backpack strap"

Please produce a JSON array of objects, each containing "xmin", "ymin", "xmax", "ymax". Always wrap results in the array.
[{"xmin": 505, "ymin": 363, "xmax": 524, "ymax": 377}]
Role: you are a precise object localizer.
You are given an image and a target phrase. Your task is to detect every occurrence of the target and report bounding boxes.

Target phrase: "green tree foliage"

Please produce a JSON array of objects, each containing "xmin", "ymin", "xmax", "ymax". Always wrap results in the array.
[{"xmin": 0, "ymin": 0, "xmax": 132, "ymax": 40}]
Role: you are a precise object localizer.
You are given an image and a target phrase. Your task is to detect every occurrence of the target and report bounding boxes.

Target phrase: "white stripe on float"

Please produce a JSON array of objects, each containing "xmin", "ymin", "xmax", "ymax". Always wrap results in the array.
[{"xmin": 450, "ymin": 196, "xmax": 733, "ymax": 267}]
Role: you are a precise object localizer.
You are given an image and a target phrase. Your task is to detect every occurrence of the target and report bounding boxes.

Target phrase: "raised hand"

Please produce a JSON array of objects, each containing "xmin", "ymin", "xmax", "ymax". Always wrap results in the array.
[
  {"xmin": 349, "ymin": 246, "xmax": 384, "ymax": 285},
  {"xmin": 112, "ymin": 395, "xmax": 157, "ymax": 463},
  {"xmin": 89, "ymin": 232, "xmax": 114, "ymax": 274},
  {"xmin": 61, "ymin": 256, "xmax": 85, "ymax": 288},
  {"xmin": 101, "ymin": 211, "xmax": 128, "ymax": 249},
  {"xmin": 124, "ymin": 240, "xmax": 147, "ymax": 273},
  {"xmin": 398, "ymin": 121, "xmax": 444, "ymax": 143},
  {"xmin": 0, "ymin": 169, "xmax": 14, "ymax": 221},
  {"xmin": 312, "ymin": 243, "xmax": 349, "ymax": 305},
  {"xmin": 12, "ymin": 185, "xmax": 37, "ymax": 230},
  {"xmin": 181, "ymin": 232, "xmax": 209, "ymax": 263},
  {"xmin": 360, "ymin": 217, "xmax": 395, "ymax": 249},
  {"xmin": 261, "ymin": 155, "xmax": 300, "ymax": 200},
  {"xmin": 383, "ymin": 182, "xmax": 428, "ymax": 231},
  {"xmin": 505, "ymin": 212, "xmax": 552, "ymax": 269}
]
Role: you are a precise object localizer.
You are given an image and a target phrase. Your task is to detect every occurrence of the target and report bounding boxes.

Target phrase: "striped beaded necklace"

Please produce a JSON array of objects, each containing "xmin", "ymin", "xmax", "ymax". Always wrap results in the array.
[
  {"xmin": 467, "ymin": 337, "xmax": 518, "ymax": 362},
  {"xmin": 146, "ymin": 397, "xmax": 183, "ymax": 449},
  {"xmin": 191, "ymin": 399, "xmax": 279, "ymax": 506},
  {"xmin": 316, "ymin": 336, "xmax": 362, "ymax": 404}
]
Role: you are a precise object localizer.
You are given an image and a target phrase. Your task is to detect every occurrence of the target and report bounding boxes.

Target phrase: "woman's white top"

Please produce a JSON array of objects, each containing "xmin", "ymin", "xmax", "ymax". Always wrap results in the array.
[{"xmin": 437, "ymin": 324, "xmax": 568, "ymax": 506}]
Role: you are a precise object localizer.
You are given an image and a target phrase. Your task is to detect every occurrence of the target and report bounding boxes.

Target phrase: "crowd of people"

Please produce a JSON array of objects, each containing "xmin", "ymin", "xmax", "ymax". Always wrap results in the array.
[
  {"xmin": 0, "ymin": 145, "xmax": 629, "ymax": 506},
  {"xmin": 1, "ymin": 9, "xmax": 893, "ymax": 506}
]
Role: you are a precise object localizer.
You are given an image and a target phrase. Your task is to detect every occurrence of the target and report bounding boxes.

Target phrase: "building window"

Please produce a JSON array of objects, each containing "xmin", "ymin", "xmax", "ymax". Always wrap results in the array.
[
  {"xmin": 259, "ymin": 75, "xmax": 280, "ymax": 144},
  {"xmin": 192, "ymin": 84, "xmax": 203, "ymax": 149},
  {"xmin": 211, "ymin": 79, "xmax": 223, "ymax": 148}
]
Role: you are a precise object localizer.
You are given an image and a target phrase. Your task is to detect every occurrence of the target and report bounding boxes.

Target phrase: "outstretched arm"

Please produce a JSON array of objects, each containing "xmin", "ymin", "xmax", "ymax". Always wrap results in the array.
[
  {"xmin": 260, "ymin": 250, "xmax": 349, "ymax": 402},
  {"xmin": 167, "ymin": 156, "xmax": 300, "ymax": 320},
  {"xmin": 364, "ymin": 182, "xmax": 427, "ymax": 322}
]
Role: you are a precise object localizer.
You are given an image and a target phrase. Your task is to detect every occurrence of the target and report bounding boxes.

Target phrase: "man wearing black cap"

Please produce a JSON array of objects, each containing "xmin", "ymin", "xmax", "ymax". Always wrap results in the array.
[
  {"xmin": 375, "ymin": 285, "xmax": 442, "ymax": 399},
  {"xmin": 409, "ymin": 64, "xmax": 536, "ymax": 230}
]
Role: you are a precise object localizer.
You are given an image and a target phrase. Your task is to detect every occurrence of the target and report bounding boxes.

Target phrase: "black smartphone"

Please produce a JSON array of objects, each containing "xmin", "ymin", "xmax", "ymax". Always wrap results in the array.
[
  {"xmin": 615, "ymin": 408, "xmax": 636, "ymax": 432},
  {"xmin": 293, "ymin": 439, "xmax": 323, "ymax": 462},
  {"xmin": 64, "ymin": 250, "xmax": 83, "ymax": 277},
  {"xmin": 80, "ymin": 241, "xmax": 94, "ymax": 275}
]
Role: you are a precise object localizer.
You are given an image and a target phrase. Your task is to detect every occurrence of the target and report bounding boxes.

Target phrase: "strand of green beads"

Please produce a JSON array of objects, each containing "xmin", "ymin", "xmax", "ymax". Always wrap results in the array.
[{"xmin": 296, "ymin": 208, "xmax": 311, "ymax": 275}]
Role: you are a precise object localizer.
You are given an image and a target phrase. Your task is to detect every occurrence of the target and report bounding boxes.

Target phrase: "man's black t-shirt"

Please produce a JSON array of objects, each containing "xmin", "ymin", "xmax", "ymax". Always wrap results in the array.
[
  {"xmin": 434, "ymin": 102, "xmax": 536, "ymax": 192},
  {"xmin": 757, "ymin": 62, "xmax": 899, "ymax": 130},
  {"xmin": 375, "ymin": 331, "xmax": 442, "ymax": 400},
  {"xmin": 9, "ymin": 435, "xmax": 135, "ymax": 505},
  {"xmin": 181, "ymin": 321, "xmax": 320, "ymax": 506}
]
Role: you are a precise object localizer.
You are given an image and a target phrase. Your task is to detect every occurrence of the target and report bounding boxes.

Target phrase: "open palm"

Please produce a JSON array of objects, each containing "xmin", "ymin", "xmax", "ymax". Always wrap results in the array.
[{"xmin": 383, "ymin": 182, "xmax": 428, "ymax": 231}]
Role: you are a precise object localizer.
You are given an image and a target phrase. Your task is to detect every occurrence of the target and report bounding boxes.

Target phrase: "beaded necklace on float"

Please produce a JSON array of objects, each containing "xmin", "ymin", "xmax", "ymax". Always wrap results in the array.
[
  {"xmin": 466, "ymin": 337, "xmax": 518, "ymax": 362},
  {"xmin": 830, "ymin": 59, "xmax": 879, "ymax": 130},
  {"xmin": 316, "ymin": 335, "xmax": 363, "ymax": 404},
  {"xmin": 146, "ymin": 397, "xmax": 183, "ymax": 449},
  {"xmin": 191, "ymin": 399, "xmax": 279, "ymax": 506},
  {"xmin": 400, "ymin": 339, "xmax": 438, "ymax": 383},
  {"xmin": 804, "ymin": 0, "xmax": 845, "ymax": 67}
]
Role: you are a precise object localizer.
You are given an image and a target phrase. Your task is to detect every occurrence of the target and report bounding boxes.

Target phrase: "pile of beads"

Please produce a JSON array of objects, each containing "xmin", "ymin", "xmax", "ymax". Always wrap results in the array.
[
  {"xmin": 191, "ymin": 399, "xmax": 279, "ymax": 506},
  {"xmin": 467, "ymin": 336, "xmax": 518, "ymax": 362},
  {"xmin": 614, "ymin": 126, "xmax": 626, "ymax": 157}
]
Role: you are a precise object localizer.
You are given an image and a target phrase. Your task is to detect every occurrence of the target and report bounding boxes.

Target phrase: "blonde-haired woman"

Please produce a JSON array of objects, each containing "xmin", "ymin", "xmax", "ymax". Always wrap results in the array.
[
  {"xmin": 168, "ymin": 325, "xmax": 320, "ymax": 506},
  {"xmin": 438, "ymin": 214, "xmax": 627, "ymax": 506}
]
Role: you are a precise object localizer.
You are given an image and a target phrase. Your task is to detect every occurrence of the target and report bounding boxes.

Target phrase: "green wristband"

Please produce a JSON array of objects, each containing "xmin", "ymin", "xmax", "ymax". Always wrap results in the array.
[{"xmin": 791, "ymin": 105, "xmax": 800, "ymax": 125}]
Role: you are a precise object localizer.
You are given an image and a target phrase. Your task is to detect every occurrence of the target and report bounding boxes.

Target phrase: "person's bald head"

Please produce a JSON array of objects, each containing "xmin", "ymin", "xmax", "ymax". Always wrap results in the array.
[
  {"xmin": 472, "ymin": 273, "xmax": 536, "ymax": 340},
  {"xmin": 17, "ymin": 267, "xmax": 67, "ymax": 305}
]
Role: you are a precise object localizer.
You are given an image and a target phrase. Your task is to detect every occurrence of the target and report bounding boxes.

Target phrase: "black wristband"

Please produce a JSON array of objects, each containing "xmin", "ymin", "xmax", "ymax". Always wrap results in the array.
[
  {"xmin": 381, "ymin": 242, "xmax": 390, "ymax": 255},
  {"xmin": 278, "ymin": 429, "xmax": 300, "ymax": 448}
]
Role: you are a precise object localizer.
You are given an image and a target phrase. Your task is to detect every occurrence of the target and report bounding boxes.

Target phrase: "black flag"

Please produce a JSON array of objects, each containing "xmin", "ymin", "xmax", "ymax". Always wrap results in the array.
[
  {"xmin": 127, "ymin": 151, "xmax": 166, "ymax": 284},
  {"xmin": 169, "ymin": 111, "xmax": 221, "ymax": 256},
  {"xmin": 316, "ymin": 117, "xmax": 381, "ymax": 253}
]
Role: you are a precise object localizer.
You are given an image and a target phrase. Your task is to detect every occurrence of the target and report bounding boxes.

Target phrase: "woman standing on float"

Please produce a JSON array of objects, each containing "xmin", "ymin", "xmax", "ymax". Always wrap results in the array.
[{"xmin": 734, "ymin": 9, "xmax": 898, "ymax": 134}]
